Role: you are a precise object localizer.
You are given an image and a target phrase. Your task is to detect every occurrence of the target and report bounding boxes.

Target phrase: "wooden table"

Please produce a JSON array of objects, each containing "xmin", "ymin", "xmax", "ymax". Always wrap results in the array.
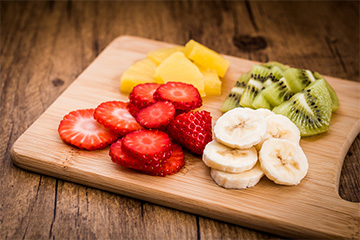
[{"xmin": 1, "ymin": 1, "xmax": 359, "ymax": 239}]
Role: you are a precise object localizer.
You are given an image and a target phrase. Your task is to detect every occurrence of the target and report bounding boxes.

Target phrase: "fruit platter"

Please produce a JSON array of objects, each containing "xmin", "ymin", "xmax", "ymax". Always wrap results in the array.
[{"xmin": 11, "ymin": 36, "xmax": 359, "ymax": 239}]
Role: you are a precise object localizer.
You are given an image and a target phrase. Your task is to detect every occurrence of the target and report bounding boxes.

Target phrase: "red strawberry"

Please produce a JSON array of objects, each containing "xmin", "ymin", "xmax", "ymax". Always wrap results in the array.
[
  {"xmin": 136, "ymin": 101, "xmax": 175, "ymax": 129},
  {"xmin": 110, "ymin": 138, "xmax": 153, "ymax": 170},
  {"xmin": 58, "ymin": 109, "xmax": 118, "ymax": 150},
  {"xmin": 127, "ymin": 102, "xmax": 140, "ymax": 118},
  {"xmin": 167, "ymin": 110, "xmax": 212, "ymax": 155},
  {"xmin": 129, "ymin": 83, "xmax": 160, "ymax": 109},
  {"xmin": 94, "ymin": 101, "xmax": 143, "ymax": 135},
  {"xmin": 153, "ymin": 82, "xmax": 202, "ymax": 111},
  {"xmin": 122, "ymin": 129, "xmax": 172, "ymax": 163},
  {"xmin": 135, "ymin": 144, "xmax": 185, "ymax": 177}
]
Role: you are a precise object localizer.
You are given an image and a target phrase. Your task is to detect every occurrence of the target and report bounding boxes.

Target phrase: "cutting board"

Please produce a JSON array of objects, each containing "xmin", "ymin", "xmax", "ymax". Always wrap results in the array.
[{"xmin": 11, "ymin": 36, "xmax": 360, "ymax": 239}]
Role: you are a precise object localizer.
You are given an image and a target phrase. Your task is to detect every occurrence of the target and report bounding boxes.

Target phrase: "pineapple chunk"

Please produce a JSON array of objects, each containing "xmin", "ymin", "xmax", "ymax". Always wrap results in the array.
[
  {"xmin": 147, "ymin": 46, "xmax": 186, "ymax": 65},
  {"xmin": 120, "ymin": 58, "xmax": 157, "ymax": 93},
  {"xmin": 154, "ymin": 52, "xmax": 206, "ymax": 96},
  {"xmin": 198, "ymin": 66, "xmax": 222, "ymax": 96},
  {"xmin": 185, "ymin": 40, "xmax": 230, "ymax": 78}
]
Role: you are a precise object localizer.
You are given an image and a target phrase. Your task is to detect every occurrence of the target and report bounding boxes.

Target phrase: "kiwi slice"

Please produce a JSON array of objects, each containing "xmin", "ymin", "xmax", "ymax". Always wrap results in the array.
[
  {"xmin": 272, "ymin": 78, "xmax": 332, "ymax": 137},
  {"xmin": 313, "ymin": 72, "xmax": 339, "ymax": 112},
  {"xmin": 268, "ymin": 65, "xmax": 286, "ymax": 82},
  {"xmin": 261, "ymin": 77, "xmax": 294, "ymax": 107},
  {"xmin": 220, "ymin": 72, "xmax": 250, "ymax": 113},
  {"xmin": 252, "ymin": 66, "xmax": 284, "ymax": 109},
  {"xmin": 240, "ymin": 65, "xmax": 271, "ymax": 108},
  {"xmin": 251, "ymin": 91, "xmax": 271, "ymax": 109},
  {"xmin": 261, "ymin": 61, "xmax": 290, "ymax": 72},
  {"xmin": 283, "ymin": 68, "xmax": 316, "ymax": 92},
  {"xmin": 261, "ymin": 67, "xmax": 313, "ymax": 107}
]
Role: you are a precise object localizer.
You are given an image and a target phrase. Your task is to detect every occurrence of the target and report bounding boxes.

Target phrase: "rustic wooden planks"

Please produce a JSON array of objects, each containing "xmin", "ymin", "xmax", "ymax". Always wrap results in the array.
[{"xmin": 11, "ymin": 36, "xmax": 360, "ymax": 239}]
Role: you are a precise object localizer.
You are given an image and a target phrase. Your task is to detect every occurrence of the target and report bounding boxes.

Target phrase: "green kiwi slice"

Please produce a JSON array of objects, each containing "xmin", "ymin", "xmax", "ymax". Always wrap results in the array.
[
  {"xmin": 240, "ymin": 65, "xmax": 271, "ymax": 108},
  {"xmin": 272, "ymin": 78, "xmax": 332, "ymax": 137},
  {"xmin": 261, "ymin": 77, "xmax": 294, "ymax": 107},
  {"xmin": 283, "ymin": 68, "xmax": 316, "ymax": 92},
  {"xmin": 220, "ymin": 72, "xmax": 250, "ymax": 113},
  {"xmin": 313, "ymin": 72, "xmax": 340, "ymax": 112},
  {"xmin": 252, "ymin": 66, "xmax": 284, "ymax": 109},
  {"xmin": 251, "ymin": 92, "xmax": 271, "ymax": 109},
  {"xmin": 261, "ymin": 61, "xmax": 290, "ymax": 72},
  {"xmin": 261, "ymin": 67, "xmax": 314, "ymax": 107}
]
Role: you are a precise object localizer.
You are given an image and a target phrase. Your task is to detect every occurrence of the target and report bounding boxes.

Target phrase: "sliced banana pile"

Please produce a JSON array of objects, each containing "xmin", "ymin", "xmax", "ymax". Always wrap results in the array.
[{"xmin": 203, "ymin": 107, "xmax": 308, "ymax": 189}]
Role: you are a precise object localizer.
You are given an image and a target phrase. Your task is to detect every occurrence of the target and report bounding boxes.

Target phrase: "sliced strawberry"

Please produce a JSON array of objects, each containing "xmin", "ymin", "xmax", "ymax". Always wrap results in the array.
[
  {"xmin": 129, "ymin": 83, "xmax": 160, "ymax": 109},
  {"xmin": 135, "ymin": 144, "xmax": 185, "ymax": 177},
  {"xmin": 167, "ymin": 110, "xmax": 212, "ymax": 155},
  {"xmin": 58, "ymin": 109, "xmax": 118, "ymax": 150},
  {"xmin": 127, "ymin": 102, "xmax": 140, "ymax": 118},
  {"xmin": 94, "ymin": 101, "xmax": 143, "ymax": 135},
  {"xmin": 136, "ymin": 101, "xmax": 175, "ymax": 129},
  {"xmin": 122, "ymin": 129, "xmax": 172, "ymax": 163},
  {"xmin": 110, "ymin": 138, "xmax": 155, "ymax": 170},
  {"xmin": 153, "ymin": 82, "xmax": 202, "ymax": 111}
]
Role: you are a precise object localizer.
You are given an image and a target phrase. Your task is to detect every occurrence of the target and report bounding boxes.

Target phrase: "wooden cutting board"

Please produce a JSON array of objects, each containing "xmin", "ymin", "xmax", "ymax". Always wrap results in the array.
[{"xmin": 11, "ymin": 36, "xmax": 360, "ymax": 239}]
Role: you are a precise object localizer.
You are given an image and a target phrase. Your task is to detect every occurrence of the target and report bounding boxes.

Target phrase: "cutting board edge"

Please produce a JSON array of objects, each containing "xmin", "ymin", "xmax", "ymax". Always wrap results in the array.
[{"xmin": 334, "ymin": 118, "xmax": 360, "ymax": 195}]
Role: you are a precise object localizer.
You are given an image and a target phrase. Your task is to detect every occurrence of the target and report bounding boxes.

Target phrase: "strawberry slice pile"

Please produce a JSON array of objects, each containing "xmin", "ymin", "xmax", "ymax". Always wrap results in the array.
[{"xmin": 57, "ymin": 81, "xmax": 212, "ymax": 177}]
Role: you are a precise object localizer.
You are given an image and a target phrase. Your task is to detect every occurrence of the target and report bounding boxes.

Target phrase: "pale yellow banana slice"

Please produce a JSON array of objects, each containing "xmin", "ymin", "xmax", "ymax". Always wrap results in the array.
[
  {"xmin": 202, "ymin": 140, "xmax": 258, "ymax": 173},
  {"xmin": 210, "ymin": 162, "xmax": 264, "ymax": 189},
  {"xmin": 214, "ymin": 108, "xmax": 267, "ymax": 149},
  {"xmin": 255, "ymin": 114, "xmax": 301, "ymax": 150},
  {"xmin": 255, "ymin": 108, "xmax": 275, "ymax": 118},
  {"xmin": 259, "ymin": 138, "xmax": 308, "ymax": 185}
]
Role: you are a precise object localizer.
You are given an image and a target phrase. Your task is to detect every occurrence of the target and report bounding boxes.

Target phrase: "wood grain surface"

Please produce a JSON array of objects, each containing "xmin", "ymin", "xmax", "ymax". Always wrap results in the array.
[{"xmin": 1, "ymin": 1, "xmax": 359, "ymax": 239}]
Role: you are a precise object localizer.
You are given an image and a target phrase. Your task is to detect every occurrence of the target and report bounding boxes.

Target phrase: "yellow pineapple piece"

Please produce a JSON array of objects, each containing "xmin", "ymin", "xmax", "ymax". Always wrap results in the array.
[
  {"xmin": 198, "ymin": 65, "xmax": 222, "ymax": 96},
  {"xmin": 147, "ymin": 46, "xmax": 186, "ymax": 65},
  {"xmin": 184, "ymin": 40, "xmax": 198, "ymax": 56},
  {"xmin": 185, "ymin": 40, "xmax": 230, "ymax": 78},
  {"xmin": 120, "ymin": 58, "xmax": 157, "ymax": 93},
  {"xmin": 154, "ymin": 52, "xmax": 206, "ymax": 96}
]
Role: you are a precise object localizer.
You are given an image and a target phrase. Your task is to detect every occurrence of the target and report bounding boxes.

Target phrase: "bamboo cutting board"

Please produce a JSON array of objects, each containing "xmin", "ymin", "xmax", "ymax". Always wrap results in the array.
[{"xmin": 11, "ymin": 36, "xmax": 360, "ymax": 239}]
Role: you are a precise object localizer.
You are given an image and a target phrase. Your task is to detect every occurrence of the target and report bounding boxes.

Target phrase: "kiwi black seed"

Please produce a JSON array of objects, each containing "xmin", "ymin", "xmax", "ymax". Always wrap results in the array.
[{"xmin": 272, "ymin": 78, "xmax": 332, "ymax": 137}]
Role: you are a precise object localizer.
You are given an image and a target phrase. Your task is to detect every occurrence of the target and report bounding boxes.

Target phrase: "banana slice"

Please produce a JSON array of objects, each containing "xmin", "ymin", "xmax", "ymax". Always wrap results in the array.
[
  {"xmin": 255, "ymin": 114, "xmax": 301, "ymax": 150},
  {"xmin": 203, "ymin": 140, "xmax": 258, "ymax": 173},
  {"xmin": 255, "ymin": 108, "xmax": 275, "ymax": 118},
  {"xmin": 210, "ymin": 162, "xmax": 264, "ymax": 189},
  {"xmin": 259, "ymin": 138, "xmax": 308, "ymax": 185},
  {"xmin": 214, "ymin": 108, "xmax": 267, "ymax": 149}
]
